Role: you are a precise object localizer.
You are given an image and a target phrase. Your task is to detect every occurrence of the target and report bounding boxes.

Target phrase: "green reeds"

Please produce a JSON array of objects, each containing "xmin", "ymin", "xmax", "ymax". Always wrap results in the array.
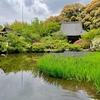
[{"xmin": 38, "ymin": 52, "xmax": 100, "ymax": 92}]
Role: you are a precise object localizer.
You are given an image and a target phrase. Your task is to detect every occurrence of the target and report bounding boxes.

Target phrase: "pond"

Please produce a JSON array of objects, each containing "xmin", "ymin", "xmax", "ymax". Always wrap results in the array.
[{"xmin": 0, "ymin": 53, "xmax": 100, "ymax": 100}]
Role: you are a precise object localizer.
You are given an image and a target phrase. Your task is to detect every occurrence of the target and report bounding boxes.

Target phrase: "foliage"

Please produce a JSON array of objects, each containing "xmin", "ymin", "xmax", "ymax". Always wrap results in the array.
[
  {"xmin": 22, "ymin": 31, "xmax": 40, "ymax": 44},
  {"xmin": 44, "ymin": 40, "xmax": 69, "ymax": 51},
  {"xmin": 81, "ymin": 0, "xmax": 100, "ymax": 30},
  {"xmin": 0, "ymin": 42, "xmax": 7, "ymax": 53},
  {"xmin": 40, "ymin": 32, "xmax": 67, "ymax": 44},
  {"xmin": 52, "ymin": 31, "xmax": 67, "ymax": 41},
  {"xmin": 38, "ymin": 52, "xmax": 100, "ymax": 92},
  {"xmin": 81, "ymin": 29, "xmax": 100, "ymax": 42},
  {"xmin": 32, "ymin": 43, "xmax": 45, "ymax": 52},
  {"xmin": 69, "ymin": 44, "xmax": 83, "ymax": 51},
  {"xmin": 6, "ymin": 32, "xmax": 27, "ymax": 53},
  {"xmin": 5, "ymin": 20, "xmax": 29, "ymax": 33},
  {"xmin": 40, "ymin": 36, "xmax": 53, "ymax": 43},
  {"xmin": 0, "ymin": 35, "xmax": 8, "ymax": 53},
  {"xmin": 0, "ymin": 35, "xmax": 7, "ymax": 42},
  {"xmin": 61, "ymin": 3, "xmax": 85, "ymax": 21},
  {"xmin": 31, "ymin": 18, "xmax": 47, "ymax": 37},
  {"xmin": 45, "ymin": 22, "xmax": 60, "ymax": 35},
  {"xmin": 90, "ymin": 37, "xmax": 100, "ymax": 51},
  {"xmin": 74, "ymin": 39, "xmax": 90, "ymax": 49}
]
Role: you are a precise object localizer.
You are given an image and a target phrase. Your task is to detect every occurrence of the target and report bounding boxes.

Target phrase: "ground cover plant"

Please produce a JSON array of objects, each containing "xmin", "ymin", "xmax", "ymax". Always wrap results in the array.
[{"xmin": 38, "ymin": 52, "xmax": 100, "ymax": 93}]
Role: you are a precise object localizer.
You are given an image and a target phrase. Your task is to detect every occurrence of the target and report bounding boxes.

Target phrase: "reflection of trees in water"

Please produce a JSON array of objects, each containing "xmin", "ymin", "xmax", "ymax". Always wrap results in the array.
[{"xmin": 0, "ymin": 53, "xmax": 43, "ymax": 74}]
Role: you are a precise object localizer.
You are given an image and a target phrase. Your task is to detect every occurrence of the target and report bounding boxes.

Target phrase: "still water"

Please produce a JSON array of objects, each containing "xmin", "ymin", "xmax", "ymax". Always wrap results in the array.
[{"xmin": 0, "ymin": 53, "xmax": 100, "ymax": 100}]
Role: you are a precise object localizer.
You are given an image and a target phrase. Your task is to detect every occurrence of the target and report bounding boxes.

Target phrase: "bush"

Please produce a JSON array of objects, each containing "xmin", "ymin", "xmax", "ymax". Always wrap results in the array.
[
  {"xmin": 69, "ymin": 44, "xmax": 83, "ymax": 51},
  {"xmin": 74, "ymin": 39, "xmax": 90, "ymax": 49},
  {"xmin": 7, "ymin": 46, "xmax": 16, "ymax": 53},
  {"xmin": 32, "ymin": 43, "xmax": 45, "ymax": 52},
  {"xmin": 45, "ymin": 22, "xmax": 60, "ymax": 35},
  {"xmin": 0, "ymin": 42, "xmax": 7, "ymax": 53},
  {"xmin": 22, "ymin": 32, "xmax": 41, "ymax": 43},
  {"xmin": 40, "ymin": 36, "xmax": 53, "ymax": 43},
  {"xmin": 90, "ymin": 37, "xmax": 100, "ymax": 51},
  {"xmin": 6, "ymin": 33, "xmax": 27, "ymax": 53},
  {"xmin": 52, "ymin": 32, "xmax": 67, "ymax": 41},
  {"xmin": 81, "ymin": 28, "xmax": 100, "ymax": 41},
  {"xmin": 44, "ymin": 40, "xmax": 69, "ymax": 51}
]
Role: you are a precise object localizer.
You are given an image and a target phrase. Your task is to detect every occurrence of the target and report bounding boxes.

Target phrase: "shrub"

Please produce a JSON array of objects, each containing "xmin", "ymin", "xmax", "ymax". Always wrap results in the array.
[
  {"xmin": 52, "ymin": 32, "xmax": 67, "ymax": 41},
  {"xmin": 0, "ymin": 42, "xmax": 7, "ymax": 53},
  {"xmin": 45, "ymin": 22, "xmax": 60, "ymax": 35},
  {"xmin": 40, "ymin": 36, "xmax": 53, "ymax": 43},
  {"xmin": 90, "ymin": 37, "xmax": 100, "ymax": 51},
  {"xmin": 81, "ymin": 28, "xmax": 100, "ymax": 41},
  {"xmin": 22, "ymin": 31, "xmax": 41, "ymax": 43},
  {"xmin": 45, "ymin": 40, "xmax": 69, "ymax": 51},
  {"xmin": 69, "ymin": 44, "xmax": 83, "ymax": 51},
  {"xmin": 6, "ymin": 33, "xmax": 27, "ymax": 53},
  {"xmin": 32, "ymin": 43, "xmax": 45, "ymax": 52},
  {"xmin": 74, "ymin": 39, "xmax": 90, "ymax": 49}
]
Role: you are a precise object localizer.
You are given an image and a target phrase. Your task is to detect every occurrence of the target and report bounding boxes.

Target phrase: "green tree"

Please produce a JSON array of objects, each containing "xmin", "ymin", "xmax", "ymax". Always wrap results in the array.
[
  {"xmin": 10, "ymin": 20, "xmax": 29, "ymax": 33},
  {"xmin": 6, "ymin": 32, "xmax": 27, "ymax": 53},
  {"xmin": 31, "ymin": 18, "xmax": 47, "ymax": 37},
  {"xmin": 45, "ymin": 22, "xmax": 60, "ymax": 35}
]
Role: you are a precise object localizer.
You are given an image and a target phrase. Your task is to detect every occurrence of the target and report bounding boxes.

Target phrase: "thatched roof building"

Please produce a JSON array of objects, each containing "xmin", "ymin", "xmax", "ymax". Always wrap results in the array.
[
  {"xmin": 1, "ymin": 27, "xmax": 13, "ymax": 32},
  {"xmin": 0, "ymin": 27, "xmax": 21, "ymax": 36},
  {"xmin": 0, "ymin": 27, "xmax": 13, "ymax": 36},
  {"xmin": 60, "ymin": 22, "xmax": 87, "ymax": 43}
]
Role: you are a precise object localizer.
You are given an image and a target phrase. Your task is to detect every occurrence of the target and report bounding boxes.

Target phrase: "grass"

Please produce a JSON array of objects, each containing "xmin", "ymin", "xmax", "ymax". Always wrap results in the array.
[{"xmin": 38, "ymin": 52, "xmax": 100, "ymax": 93}]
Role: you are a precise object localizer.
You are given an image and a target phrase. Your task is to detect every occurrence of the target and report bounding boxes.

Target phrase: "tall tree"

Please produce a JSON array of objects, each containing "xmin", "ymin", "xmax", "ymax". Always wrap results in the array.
[
  {"xmin": 31, "ymin": 18, "xmax": 46, "ymax": 37},
  {"xmin": 61, "ymin": 3, "xmax": 85, "ymax": 21},
  {"xmin": 81, "ymin": 0, "xmax": 100, "ymax": 30}
]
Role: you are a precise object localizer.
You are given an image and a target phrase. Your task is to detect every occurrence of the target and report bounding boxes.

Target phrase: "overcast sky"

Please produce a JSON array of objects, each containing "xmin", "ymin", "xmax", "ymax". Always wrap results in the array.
[{"xmin": 0, "ymin": 0, "xmax": 92, "ymax": 25}]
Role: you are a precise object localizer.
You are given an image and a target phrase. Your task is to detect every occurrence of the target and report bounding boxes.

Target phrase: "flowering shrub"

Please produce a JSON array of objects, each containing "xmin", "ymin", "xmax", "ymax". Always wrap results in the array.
[
  {"xmin": 90, "ymin": 38, "xmax": 100, "ymax": 51},
  {"xmin": 74, "ymin": 39, "xmax": 90, "ymax": 49}
]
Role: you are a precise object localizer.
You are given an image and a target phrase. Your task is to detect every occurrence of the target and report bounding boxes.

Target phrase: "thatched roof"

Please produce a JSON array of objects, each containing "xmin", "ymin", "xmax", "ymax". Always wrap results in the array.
[
  {"xmin": 60, "ymin": 22, "xmax": 87, "ymax": 36},
  {"xmin": 0, "ymin": 27, "xmax": 13, "ymax": 35},
  {"xmin": 1, "ymin": 27, "xmax": 13, "ymax": 32},
  {"xmin": 0, "ymin": 27, "xmax": 21, "ymax": 36}
]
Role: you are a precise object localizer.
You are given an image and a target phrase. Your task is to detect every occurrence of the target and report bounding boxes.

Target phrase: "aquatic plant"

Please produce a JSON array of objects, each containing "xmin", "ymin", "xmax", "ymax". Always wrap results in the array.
[{"xmin": 38, "ymin": 52, "xmax": 100, "ymax": 92}]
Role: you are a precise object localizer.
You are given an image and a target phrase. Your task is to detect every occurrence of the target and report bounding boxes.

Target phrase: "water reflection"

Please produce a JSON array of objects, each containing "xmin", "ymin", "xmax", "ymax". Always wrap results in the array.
[
  {"xmin": 0, "ymin": 53, "xmax": 42, "ymax": 74},
  {"xmin": 0, "ymin": 53, "xmax": 100, "ymax": 100}
]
